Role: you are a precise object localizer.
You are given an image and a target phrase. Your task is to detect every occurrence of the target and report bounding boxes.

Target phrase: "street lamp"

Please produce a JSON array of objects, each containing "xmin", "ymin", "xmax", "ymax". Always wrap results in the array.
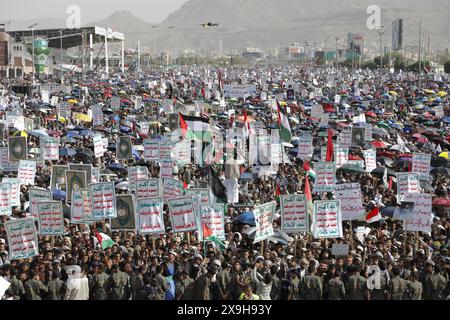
[{"xmin": 27, "ymin": 22, "xmax": 38, "ymax": 83}]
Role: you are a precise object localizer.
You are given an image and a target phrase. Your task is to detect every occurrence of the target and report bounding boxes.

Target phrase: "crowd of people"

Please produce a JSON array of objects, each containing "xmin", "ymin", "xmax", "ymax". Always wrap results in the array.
[{"xmin": 0, "ymin": 63, "xmax": 449, "ymax": 300}]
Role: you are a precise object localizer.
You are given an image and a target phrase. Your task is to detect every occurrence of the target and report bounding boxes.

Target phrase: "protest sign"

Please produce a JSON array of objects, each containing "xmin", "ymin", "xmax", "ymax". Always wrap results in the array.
[
  {"xmin": 29, "ymin": 188, "xmax": 52, "ymax": 220},
  {"xmin": 117, "ymin": 136, "xmax": 133, "ymax": 160},
  {"xmin": 363, "ymin": 149, "xmax": 377, "ymax": 172},
  {"xmin": 162, "ymin": 178, "xmax": 184, "ymax": 202},
  {"xmin": 171, "ymin": 140, "xmax": 191, "ymax": 166},
  {"xmin": 334, "ymin": 146, "xmax": 348, "ymax": 168},
  {"xmin": 57, "ymin": 102, "xmax": 71, "ymax": 118},
  {"xmin": 168, "ymin": 196, "xmax": 197, "ymax": 233},
  {"xmin": 185, "ymin": 189, "xmax": 210, "ymax": 207},
  {"xmin": 92, "ymin": 105, "xmax": 103, "ymax": 126},
  {"xmin": 314, "ymin": 162, "xmax": 336, "ymax": 193},
  {"xmin": 66, "ymin": 170, "xmax": 87, "ymax": 202},
  {"xmin": 223, "ymin": 84, "xmax": 256, "ymax": 98},
  {"xmin": 280, "ymin": 194, "xmax": 309, "ymax": 233},
  {"xmin": 137, "ymin": 197, "xmax": 165, "ymax": 234},
  {"xmin": 80, "ymin": 189, "xmax": 93, "ymax": 222},
  {"xmin": 0, "ymin": 183, "xmax": 11, "ymax": 216},
  {"xmin": 404, "ymin": 193, "xmax": 432, "ymax": 233},
  {"xmin": 111, "ymin": 195, "xmax": 136, "ymax": 231},
  {"xmin": 199, "ymin": 204, "xmax": 226, "ymax": 240},
  {"xmin": 411, "ymin": 154, "xmax": 431, "ymax": 180},
  {"xmin": 313, "ymin": 200, "xmax": 343, "ymax": 238},
  {"xmin": 364, "ymin": 124, "xmax": 373, "ymax": 141},
  {"xmin": 90, "ymin": 182, "xmax": 116, "ymax": 219},
  {"xmin": 144, "ymin": 139, "xmax": 159, "ymax": 161},
  {"xmin": 5, "ymin": 218, "xmax": 39, "ymax": 260},
  {"xmin": 253, "ymin": 202, "xmax": 276, "ymax": 243},
  {"xmin": 50, "ymin": 165, "xmax": 68, "ymax": 190},
  {"xmin": 18, "ymin": 160, "xmax": 36, "ymax": 186},
  {"xmin": 70, "ymin": 164, "xmax": 93, "ymax": 185},
  {"xmin": 8, "ymin": 137, "xmax": 27, "ymax": 162},
  {"xmin": 136, "ymin": 179, "xmax": 161, "ymax": 199},
  {"xmin": 297, "ymin": 134, "xmax": 313, "ymax": 160},
  {"xmin": 40, "ymin": 137, "xmax": 59, "ymax": 160},
  {"xmin": 159, "ymin": 138, "xmax": 175, "ymax": 159},
  {"xmin": 128, "ymin": 166, "xmax": 149, "ymax": 193},
  {"xmin": 351, "ymin": 127, "xmax": 366, "ymax": 147},
  {"xmin": 2, "ymin": 178, "xmax": 20, "ymax": 207},
  {"xmin": 37, "ymin": 201, "xmax": 64, "ymax": 235},
  {"xmin": 160, "ymin": 158, "xmax": 174, "ymax": 178},
  {"xmin": 337, "ymin": 128, "xmax": 352, "ymax": 150},
  {"xmin": 334, "ymin": 183, "xmax": 364, "ymax": 221},
  {"xmin": 311, "ymin": 103, "xmax": 323, "ymax": 120},
  {"xmin": 396, "ymin": 173, "xmax": 420, "ymax": 202},
  {"xmin": 71, "ymin": 190, "xmax": 85, "ymax": 224},
  {"xmin": 93, "ymin": 135, "xmax": 105, "ymax": 158},
  {"xmin": 110, "ymin": 96, "xmax": 121, "ymax": 111},
  {"xmin": 332, "ymin": 244, "xmax": 350, "ymax": 256}
]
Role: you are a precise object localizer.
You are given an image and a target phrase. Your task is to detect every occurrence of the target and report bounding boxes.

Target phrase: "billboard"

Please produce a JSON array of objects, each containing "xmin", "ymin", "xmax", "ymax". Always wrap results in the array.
[{"xmin": 392, "ymin": 19, "xmax": 403, "ymax": 51}]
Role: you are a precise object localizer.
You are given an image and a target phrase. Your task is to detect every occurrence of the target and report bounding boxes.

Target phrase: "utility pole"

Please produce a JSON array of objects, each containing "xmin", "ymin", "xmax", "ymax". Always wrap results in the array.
[
  {"xmin": 377, "ymin": 26, "xmax": 385, "ymax": 88},
  {"xmin": 418, "ymin": 20, "xmax": 422, "ymax": 91}
]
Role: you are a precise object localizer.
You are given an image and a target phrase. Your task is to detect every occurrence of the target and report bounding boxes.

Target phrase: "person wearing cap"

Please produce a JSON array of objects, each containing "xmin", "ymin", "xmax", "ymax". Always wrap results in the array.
[
  {"xmin": 251, "ymin": 260, "xmax": 273, "ymax": 300},
  {"xmin": 300, "ymin": 265, "xmax": 322, "ymax": 300}
]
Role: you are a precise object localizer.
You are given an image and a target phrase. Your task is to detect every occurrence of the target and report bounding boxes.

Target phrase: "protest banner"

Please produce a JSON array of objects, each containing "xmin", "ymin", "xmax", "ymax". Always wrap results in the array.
[
  {"xmin": 71, "ymin": 190, "xmax": 85, "ymax": 224},
  {"xmin": 2, "ymin": 178, "xmax": 20, "ymax": 207},
  {"xmin": 280, "ymin": 194, "xmax": 309, "ymax": 233},
  {"xmin": 162, "ymin": 178, "xmax": 184, "ymax": 202},
  {"xmin": 0, "ymin": 183, "xmax": 11, "ymax": 216},
  {"xmin": 364, "ymin": 124, "xmax": 373, "ymax": 141},
  {"xmin": 199, "ymin": 204, "xmax": 226, "ymax": 240},
  {"xmin": 144, "ymin": 139, "xmax": 160, "ymax": 161},
  {"xmin": 159, "ymin": 138, "xmax": 174, "ymax": 159},
  {"xmin": 160, "ymin": 158, "xmax": 174, "ymax": 178},
  {"xmin": 80, "ymin": 189, "xmax": 93, "ymax": 222},
  {"xmin": 93, "ymin": 135, "xmax": 105, "ymax": 158},
  {"xmin": 50, "ymin": 165, "xmax": 68, "ymax": 190},
  {"xmin": 363, "ymin": 149, "xmax": 377, "ymax": 172},
  {"xmin": 314, "ymin": 162, "xmax": 336, "ymax": 193},
  {"xmin": 171, "ymin": 140, "xmax": 191, "ymax": 167},
  {"xmin": 40, "ymin": 137, "xmax": 59, "ymax": 160},
  {"xmin": 313, "ymin": 200, "xmax": 343, "ymax": 239},
  {"xmin": 351, "ymin": 127, "xmax": 366, "ymax": 147},
  {"xmin": 111, "ymin": 195, "xmax": 136, "ymax": 231},
  {"xmin": 116, "ymin": 136, "xmax": 133, "ymax": 160},
  {"xmin": 128, "ymin": 166, "xmax": 149, "ymax": 193},
  {"xmin": 334, "ymin": 183, "xmax": 364, "ymax": 221},
  {"xmin": 8, "ymin": 137, "xmax": 27, "ymax": 162},
  {"xmin": 297, "ymin": 134, "xmax": 313, "ymax": 160},
  {"xmin": 110, "ymin": 96, "xmax": 121, "ymax": 111},
  {"xmin": 90, "ymin": 182, "xmax": 116, "ymax": 219},
  {"xmin": 29, "ymin": 187, "xmax": 52, "ymax": 220},
  {"xmin": 332, "ymin": 244, "xmax": 350, "ymax": 256},
  {"xmin": 311, "ymin": 103, "xmax": 324, "ymax": 120},
  {"xmin": 137, "ymin": 197, "xmax": 165, "ymax": 234},
  {"xmin": 253, "ymin": 202, "xmax": 276, "ymax": 243},
  {"xmin": 168, "ymin": 196, "xmax": 197, "ymax": 233},
  {"xmin": 185, "ymin": 189, "xmax": 210, "ymax": 207},
  {"xmin": 18, "ymin": 160, "xmax": 36, "ymax": 186},
  {"xmin": 66, "ymin": 170, "xmax": 87, "ymax": 202},
  {"xmin": 397, "ymin": 173, "xmax": 420, "ymax": 202},
  {"xmin": 5, "ymin": 218, "xmax": 39, "ymax": 260},
  {"xmin": 404, "ymin": 193, "xmax": 432, "ymax": 233},
  {"xmin": 223, "ymin": 84, "xmax": 256, "ymax": 98},
  {"xmin": 92, "ymin": 105, "xmax": 104, "ymax": 126},
  {"xmin": 411, "ymin": 154, "xmax": 431, "ymax": 180},
  {"xmin": 37, "ymin": 201, "xmax": 64, "ymax": 236}
]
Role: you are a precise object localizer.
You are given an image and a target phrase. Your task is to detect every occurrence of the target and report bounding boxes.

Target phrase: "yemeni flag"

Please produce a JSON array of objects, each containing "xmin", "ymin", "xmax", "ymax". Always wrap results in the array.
[
  {"xmin": 304, "ymin": 174, "xmax": 314, "ymax": 218},
  {"xmin": 202, "ymin": 223, "xmax": 226, "ymax": 251},
  {"xmin": 366, "ymin": 207, "xmax": 381, "ymax": 224},
  {"xmin": 277, "ymin": 101, "xmax": 292, "ymax": 143},
  {"xmin": 179, "ymin": 113, "xmax": 212, "ymax": 142},
  {"xmin": 326, "ymin": 129, "xmax": 334, "ymax": 162},
  {"xmin": 209, "ymin": 165, "xmax": 228, "ymax": 203},
  {"xmin": 94, "ymin": 230, "xmax": 115, "ymax": 250}
]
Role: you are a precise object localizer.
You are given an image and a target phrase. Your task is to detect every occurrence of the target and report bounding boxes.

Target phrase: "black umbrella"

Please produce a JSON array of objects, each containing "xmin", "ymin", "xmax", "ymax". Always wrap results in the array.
[
  {"xmin": 430, "ymin": 167, "xmax": 450, "ymax": 176},
  {"xmin": 431, "ymin": 156, "xmax": 449, "ymax": 167},
  {"xmin": 377, "ymin": 157, "xmax": 394, "ymax": 167},
  {"xmin": 371, "ymin": 166, "xmax": 397, "ymax": 177}
]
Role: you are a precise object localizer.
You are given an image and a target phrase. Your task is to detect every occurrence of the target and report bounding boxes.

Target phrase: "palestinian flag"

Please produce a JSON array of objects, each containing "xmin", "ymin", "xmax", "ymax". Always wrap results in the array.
[
  {"xmin": 209, "ymin": 165, "xmax": 228, "ymax": 203},
  {"xmin": 303, "ymin": 160, "xmax": 316, "ymax": 180},
  {"xmin": 202, "ymin": 223, "xmax": 227, "ymax": 251},
  {"xmin": 304, "ymin": 174, "xmax": 314, "ymax": 218},
  {"xmin": 326, "ymin": 129, "xmax": 334, "ymax": 162},
  {"xmin": 276, "ymin": 184, "xmax": 281, "ymax": 202},
  {"xmin": 277, "ymin": 101, "xmax": 292, "ymax": 143},
  {"xmin": 242, "ymin": 109, "xmax": 252, "ymax": 139},
  {"xmin": 366, "ymin": 207, "xmax": 381, "ymax": 224},
  {"xmin": 179, "ymin": 113, "xmax": 212, "ymax": 142},
  {"xmin": 94, "ymin": 230, "xmax": 115, "ymax": 250}
]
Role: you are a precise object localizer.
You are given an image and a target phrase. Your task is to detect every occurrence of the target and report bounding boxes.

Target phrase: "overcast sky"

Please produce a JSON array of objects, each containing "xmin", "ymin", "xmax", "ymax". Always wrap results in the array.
[{"xmin": 1, "ymin": 0, "xmax": 189, "ymax": 24}]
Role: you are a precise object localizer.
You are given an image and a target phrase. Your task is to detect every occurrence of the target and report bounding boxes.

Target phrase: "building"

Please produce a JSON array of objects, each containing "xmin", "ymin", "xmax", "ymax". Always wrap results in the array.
[
  {"xmin": 3, "ymin": 26, "xmax": 124, "ymax": 79},
  {"xmin": 242, "ymin": 48, "xmax": 262, "ymax": 58}
]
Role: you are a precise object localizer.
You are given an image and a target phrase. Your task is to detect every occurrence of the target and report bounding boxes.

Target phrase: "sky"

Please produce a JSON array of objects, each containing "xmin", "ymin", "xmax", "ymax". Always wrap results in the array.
[{"xmin": 1, "ymin": 0, "xmax": 189, "ymax": 24}]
